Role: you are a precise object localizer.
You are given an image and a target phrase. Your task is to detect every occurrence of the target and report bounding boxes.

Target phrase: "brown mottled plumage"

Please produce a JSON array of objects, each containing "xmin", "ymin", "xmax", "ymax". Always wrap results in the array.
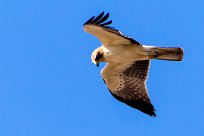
[{"xmin": 83, "ymin": 12, "xmax": 184, "ymax": 117}]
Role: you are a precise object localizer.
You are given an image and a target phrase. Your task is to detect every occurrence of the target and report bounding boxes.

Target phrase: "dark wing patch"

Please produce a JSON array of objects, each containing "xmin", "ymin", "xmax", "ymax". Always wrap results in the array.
[
  {"xmin": 110, "ymin": 91, "xmax": 156, "ymax": 117},
  {"xmin": 84, "ymin": 12, "xmax": 115, "ymax": 30},
  {"xmin": 84, "ymin": 12, "xmax": 140, "ymax": 45},
  {"xmin": 103, "ymin": 60, "xmax": 156, "ymax": 117}
]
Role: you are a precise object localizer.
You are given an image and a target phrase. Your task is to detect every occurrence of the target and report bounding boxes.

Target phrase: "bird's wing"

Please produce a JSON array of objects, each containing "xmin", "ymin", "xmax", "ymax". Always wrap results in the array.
[
  {"xmin": 101, "ymin": 60, "xmax": 156, "ymax": 117},
  {"xmin": 83, "ymin": 12, "xmax": 141, "ymax": 47}
]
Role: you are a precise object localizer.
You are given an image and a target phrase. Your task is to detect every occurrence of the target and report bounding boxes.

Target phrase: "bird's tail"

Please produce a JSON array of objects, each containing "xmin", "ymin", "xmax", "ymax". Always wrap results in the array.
[{"xmin": 148, "ymin": 47, "xmax": 184, "ymax": 61}]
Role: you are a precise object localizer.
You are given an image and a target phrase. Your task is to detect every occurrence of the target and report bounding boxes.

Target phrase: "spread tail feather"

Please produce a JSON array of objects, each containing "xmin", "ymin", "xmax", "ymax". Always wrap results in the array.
[{"xmin": 149, "ymin": 47, "xmax": 184, "ymax": 61}]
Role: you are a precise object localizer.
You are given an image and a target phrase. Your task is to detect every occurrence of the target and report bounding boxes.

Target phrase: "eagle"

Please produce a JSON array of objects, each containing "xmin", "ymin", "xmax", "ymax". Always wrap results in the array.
[{"xmin": 83, "ymin": 12, "xmax": 184, "ymax": 117}]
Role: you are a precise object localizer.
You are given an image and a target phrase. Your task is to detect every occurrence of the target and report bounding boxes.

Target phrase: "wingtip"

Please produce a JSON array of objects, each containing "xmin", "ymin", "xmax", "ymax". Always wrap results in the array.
[
  {"xmin": 101, "ymin": 20, "xmax": 112, "ymax": 26},
  {"xmin": 83, "ymin": 16, "xmax": 95, "ymax": 26},
  {"xmin": 144, "ymin": 108, "xmax": 156, "ymax": 117},
  {"xmin": 83, "ymin": 11, "xmax": 111, "ymax": 27},
  {"xmin": 150, "ymin": 111, "xmax": 156, "ymax": 117}
]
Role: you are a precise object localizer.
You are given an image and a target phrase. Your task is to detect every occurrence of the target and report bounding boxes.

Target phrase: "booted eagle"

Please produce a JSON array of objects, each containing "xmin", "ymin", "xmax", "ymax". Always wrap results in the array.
[{"xmin": 83, "ymin": 12, "xmax": 183, "ymax": 117}]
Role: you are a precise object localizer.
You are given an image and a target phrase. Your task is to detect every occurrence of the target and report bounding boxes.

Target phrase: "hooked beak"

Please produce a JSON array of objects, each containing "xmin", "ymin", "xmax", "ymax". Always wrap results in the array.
[
  {"xmin": 96, "ymin": 62, "xmax": 100, "ymax": 67},
  {"xmin": 94, "ymin": 61, "xmax": 100, "ymax": 67}
]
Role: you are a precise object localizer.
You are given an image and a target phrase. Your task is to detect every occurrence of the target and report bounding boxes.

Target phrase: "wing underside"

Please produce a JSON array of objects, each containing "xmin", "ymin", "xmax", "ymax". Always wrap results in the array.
[
  {"xmin": 83, "ymin": 12, "xmax": 140, "ymax": 46},
  {"xmin": 102, "ymin": 60, "xmax": 156, "ymax": 117}
]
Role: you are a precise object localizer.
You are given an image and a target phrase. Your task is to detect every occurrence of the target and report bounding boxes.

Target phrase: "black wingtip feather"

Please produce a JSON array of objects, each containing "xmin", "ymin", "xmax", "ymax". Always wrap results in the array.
[
  {"xmin": 92, "ymin": 11, "xmax": 104, "ymax": 23},
  {"xmin": 83, "ymin": 12, "xmax": 115, "ymax": 30},
  {"xmin": 83, "ymin": 16, "xmax": 95, "ymax": 26},
  {"xmin": 97, "ymin": 12, "xmax": 110, "ymax": 24},
  {"xmin": 101, "ymin": 20, "xmax": 112, "ymax": 26}
]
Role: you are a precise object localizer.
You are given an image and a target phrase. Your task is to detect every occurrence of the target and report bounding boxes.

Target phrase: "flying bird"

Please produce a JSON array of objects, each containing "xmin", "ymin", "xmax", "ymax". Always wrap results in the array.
[{"xmin": 83, "ymin": 12, "xmax": 184, "ymax": 117}]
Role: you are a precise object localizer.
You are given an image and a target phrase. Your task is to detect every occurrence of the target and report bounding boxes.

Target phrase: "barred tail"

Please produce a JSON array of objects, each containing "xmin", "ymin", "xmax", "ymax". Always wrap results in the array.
[{"xmin": 149, "ymin": 47, "xmax": 184, "ymax": 61}]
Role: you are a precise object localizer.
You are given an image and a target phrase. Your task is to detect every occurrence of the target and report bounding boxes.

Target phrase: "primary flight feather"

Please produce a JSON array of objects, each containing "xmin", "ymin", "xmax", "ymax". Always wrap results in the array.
[{"xmin": 83, "ymin": 12, "xmax": 184, "ymax": 117}]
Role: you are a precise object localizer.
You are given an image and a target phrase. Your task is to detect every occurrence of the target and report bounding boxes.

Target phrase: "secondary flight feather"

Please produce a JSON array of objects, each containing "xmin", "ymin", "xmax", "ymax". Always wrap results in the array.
[{"xmin": 83, "ymin": 12, "xmax": 184, "ymax": 117}]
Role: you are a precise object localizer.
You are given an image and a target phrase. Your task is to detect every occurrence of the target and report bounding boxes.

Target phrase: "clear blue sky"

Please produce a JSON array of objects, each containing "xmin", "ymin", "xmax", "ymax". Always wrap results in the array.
[{"xmin": 0, "ymin": 0, "xmax": 203, "ymax": 136}]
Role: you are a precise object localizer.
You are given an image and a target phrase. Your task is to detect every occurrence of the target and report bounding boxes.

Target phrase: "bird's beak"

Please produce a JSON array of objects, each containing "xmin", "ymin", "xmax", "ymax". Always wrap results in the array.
[
  {"xmin": 95, "ymin": 62, "xmax": 100, "ymax": 67},
  {"xmin": 93, "ymin": 61, "xmax": 100, "ymax": 67}
]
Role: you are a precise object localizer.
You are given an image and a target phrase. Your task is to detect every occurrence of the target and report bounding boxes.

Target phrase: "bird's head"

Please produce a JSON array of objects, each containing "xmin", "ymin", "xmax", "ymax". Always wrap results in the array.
[{"xmin": 91, "ymin": 47, "xmax": 105, "ymax": 67}]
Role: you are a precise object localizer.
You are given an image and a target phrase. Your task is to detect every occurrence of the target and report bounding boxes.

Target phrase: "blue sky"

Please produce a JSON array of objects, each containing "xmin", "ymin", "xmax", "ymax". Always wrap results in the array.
[{"xmin": 0, "ymin": 0, "xmax": 204, "ymax": 135}]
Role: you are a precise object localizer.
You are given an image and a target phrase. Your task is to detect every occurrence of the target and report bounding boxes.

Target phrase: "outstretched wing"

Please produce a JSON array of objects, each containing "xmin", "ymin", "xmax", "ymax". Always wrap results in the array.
[
  {"xmin": 83, "ymin": 12, "xmax": 140, "ymax": 47},
  {"xmin": 101, "ymin": 60, "xmax": 156, "ymax": 117}
]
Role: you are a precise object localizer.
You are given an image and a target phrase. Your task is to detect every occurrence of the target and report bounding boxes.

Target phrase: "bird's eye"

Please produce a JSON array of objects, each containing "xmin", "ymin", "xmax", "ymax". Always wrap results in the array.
[{"xmin": 95, "ymin": 53, "xmax": 103, "ymax": 61}]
